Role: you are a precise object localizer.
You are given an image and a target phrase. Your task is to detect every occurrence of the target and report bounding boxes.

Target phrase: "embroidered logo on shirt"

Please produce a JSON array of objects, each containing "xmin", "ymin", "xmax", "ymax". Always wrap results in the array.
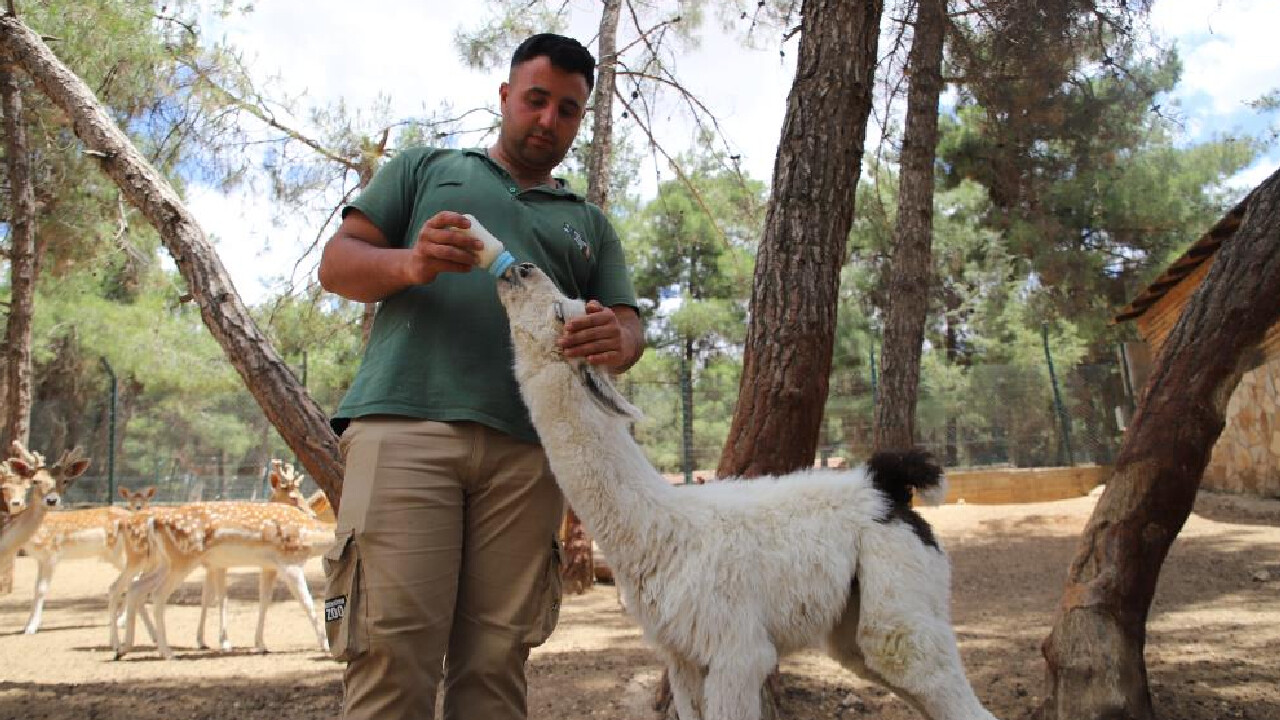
[{"xmin": 563, "ymin": 223, "xmax": 590, "ymax": 260}]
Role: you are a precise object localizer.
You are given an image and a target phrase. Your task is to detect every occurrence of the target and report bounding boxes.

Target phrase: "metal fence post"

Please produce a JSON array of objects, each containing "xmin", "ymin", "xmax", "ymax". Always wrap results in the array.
[
  {"xmin": 99, "ymin": 357, "xmax": 117, "ymax": 505},
  {"xmin": 1041, "ymin": 323, "xmax": 1074, "ymax": 465}
]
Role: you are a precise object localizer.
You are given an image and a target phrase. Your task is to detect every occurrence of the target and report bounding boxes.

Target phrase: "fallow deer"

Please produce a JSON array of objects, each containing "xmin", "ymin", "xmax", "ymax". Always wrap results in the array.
[
  {"xmin": 0, "ymin": 443, "xmax": 91, "ymax": 561},
  {"xmin": 195, "ymin": 459, "xmax": 324, "ymax": 651},
  {"xmin": 17, "ymin": 485, "xmax": 154, "ymax": 634},
  {"xmin": 117, "ymin": 498, "xmax": 333, "ymax": 659}
]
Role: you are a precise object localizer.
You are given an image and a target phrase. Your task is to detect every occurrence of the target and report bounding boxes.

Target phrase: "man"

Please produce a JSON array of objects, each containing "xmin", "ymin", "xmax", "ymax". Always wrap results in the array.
[{"xmin": 317, "ymin": 33, "xmax": 643, "ymax": 720}]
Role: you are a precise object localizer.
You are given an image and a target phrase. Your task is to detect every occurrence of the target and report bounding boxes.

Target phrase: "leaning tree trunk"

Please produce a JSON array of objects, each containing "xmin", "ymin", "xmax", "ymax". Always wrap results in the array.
[
  {"xmin": 559, "ymin": 0, "xmax": 623, "ymax": 597},
  {"xmin": 0, "ymin": 15, "xmax": 345, "ymax": 507},
  {"xmin": 0, "ymin": 60, "xmax": 37, "ymax": 453},
  {"xmin": 872, "ymin": 0, "xmax": 948, "ymax": 453},
  {"xmin": 718, "ymin": 0, "xmax": 883, "ymax": 479},
  {"xmin": 1037, "ymin": 168, "xmax": 1280, "ymax": 719}
]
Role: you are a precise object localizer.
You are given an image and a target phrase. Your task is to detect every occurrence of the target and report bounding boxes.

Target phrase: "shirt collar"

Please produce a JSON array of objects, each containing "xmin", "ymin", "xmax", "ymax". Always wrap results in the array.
[{"xmin": 465, "ymin": 148, "xmax": 583, "ymax": 201}]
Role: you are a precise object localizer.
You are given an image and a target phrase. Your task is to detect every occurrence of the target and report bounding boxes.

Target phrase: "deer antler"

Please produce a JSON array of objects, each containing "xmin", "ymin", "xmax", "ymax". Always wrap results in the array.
[
  {"xmin": 54, "ymin": 447, "xmax": 85, "ymax": 472},
  {"xmin": 7, "ymin": 441, "xmax": 46, "ymax": 479},
  {"xmin": 9, "ymin": 440, "xmax": 44, "ymax": 469},
  {"xmin": 270, "ymin": 458, "xmax": 301, "ymax": 487}
]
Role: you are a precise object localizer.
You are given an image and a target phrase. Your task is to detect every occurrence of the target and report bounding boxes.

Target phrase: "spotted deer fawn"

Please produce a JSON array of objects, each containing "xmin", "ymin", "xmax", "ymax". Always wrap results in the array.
[
  {"xmin": 194, "ymin": 460, "xmax": 326, "ymax": 651},
  {"xmin": 16, "ymin": 485, "xmax": 154, "ymax": 634},
  {"xmin": 115, "ymin": 461, "xmax": 335, "ymax": 659}
]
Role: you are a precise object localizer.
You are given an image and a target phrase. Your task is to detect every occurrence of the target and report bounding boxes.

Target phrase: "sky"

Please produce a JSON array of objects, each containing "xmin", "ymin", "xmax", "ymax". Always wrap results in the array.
[{"xmin": 182, "ymin": 0, "xmax": 1280, "ymax": 305}]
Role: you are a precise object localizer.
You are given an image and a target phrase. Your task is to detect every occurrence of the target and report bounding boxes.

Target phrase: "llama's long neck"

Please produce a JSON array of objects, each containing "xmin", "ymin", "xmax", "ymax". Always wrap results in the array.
[{"xmin": 522, "ymin": 362, "xmax": 682, "ymax": 566}]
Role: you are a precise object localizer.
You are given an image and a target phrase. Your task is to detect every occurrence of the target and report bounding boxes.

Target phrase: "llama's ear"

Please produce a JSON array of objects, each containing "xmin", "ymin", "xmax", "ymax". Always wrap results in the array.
[{"xmin": 578, "ymin": 364, "xmax": 644, "ymax": 421}]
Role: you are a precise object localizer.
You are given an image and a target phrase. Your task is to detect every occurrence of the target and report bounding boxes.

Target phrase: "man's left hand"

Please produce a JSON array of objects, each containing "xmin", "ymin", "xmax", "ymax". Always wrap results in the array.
[{"xmin": 559, "ymin": 301, "xmax": 642, "ymax": 371}]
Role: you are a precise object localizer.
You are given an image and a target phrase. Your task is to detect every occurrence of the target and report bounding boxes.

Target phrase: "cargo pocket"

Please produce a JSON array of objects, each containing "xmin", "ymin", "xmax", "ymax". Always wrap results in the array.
[
  {"xmin": 323, "ymin": 530, "xmax": 367, "ymax": 661},
  {"xmin": 521, "ymin": 537, "xmax": 565, "ymax": 647}
]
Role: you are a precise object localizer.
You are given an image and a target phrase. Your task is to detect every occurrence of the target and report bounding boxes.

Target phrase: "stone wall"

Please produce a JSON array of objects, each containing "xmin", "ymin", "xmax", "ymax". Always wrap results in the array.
[{"xmin": 1204, "ymin": 357, "xmax": 1280, "ymax": 497}]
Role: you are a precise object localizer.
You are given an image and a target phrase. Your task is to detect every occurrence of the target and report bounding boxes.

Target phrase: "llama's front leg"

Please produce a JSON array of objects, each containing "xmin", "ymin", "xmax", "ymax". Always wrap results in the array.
[
  {"xmin": 702, "ymin": 641, "xmax": 776, "ymax": 720},
  {"xmin": 658, "ymin": 649, "xmax": 705, "ymax": 720}
]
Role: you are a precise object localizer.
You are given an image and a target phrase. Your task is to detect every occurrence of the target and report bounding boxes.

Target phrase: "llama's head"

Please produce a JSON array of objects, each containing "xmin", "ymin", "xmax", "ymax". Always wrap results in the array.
[{"xmin": 496, "ymin": 262, "xmax": 642, "ymax": 421}]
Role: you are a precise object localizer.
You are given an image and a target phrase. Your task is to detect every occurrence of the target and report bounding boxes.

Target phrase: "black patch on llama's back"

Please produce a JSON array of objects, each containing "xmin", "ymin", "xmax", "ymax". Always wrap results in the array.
[{"xmin": 866, "ymin": 450, "xmax": 942, "ymax": 550}]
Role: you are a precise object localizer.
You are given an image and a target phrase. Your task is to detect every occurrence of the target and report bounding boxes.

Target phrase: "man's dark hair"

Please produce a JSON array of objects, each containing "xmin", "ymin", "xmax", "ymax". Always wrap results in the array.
[{"xmin": 511, "ymin": 33, "xmax": 596, "ymax": 92}]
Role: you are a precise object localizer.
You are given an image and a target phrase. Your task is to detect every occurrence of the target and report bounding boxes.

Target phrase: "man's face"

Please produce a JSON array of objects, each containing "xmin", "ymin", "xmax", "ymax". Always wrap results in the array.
[{"xmin": 498, "ymin": 55, "xmax": 590, "ymax": 174}]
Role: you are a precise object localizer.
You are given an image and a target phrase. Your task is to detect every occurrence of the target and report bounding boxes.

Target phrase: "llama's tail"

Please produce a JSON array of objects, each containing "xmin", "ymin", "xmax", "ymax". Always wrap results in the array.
[
  {"xmin": 866, "ymin": 449, "xmax": 948, "ymax": 508},
  {"xmin": 865, "ymin": 450, "xmax": 946, "ymax": 551}
]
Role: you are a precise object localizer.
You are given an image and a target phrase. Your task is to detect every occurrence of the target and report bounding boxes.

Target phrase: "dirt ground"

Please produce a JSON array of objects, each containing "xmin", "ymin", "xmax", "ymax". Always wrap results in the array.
[{"xmin": 1, "ymin": 490, "xmax": 1278, "ymax": 720}]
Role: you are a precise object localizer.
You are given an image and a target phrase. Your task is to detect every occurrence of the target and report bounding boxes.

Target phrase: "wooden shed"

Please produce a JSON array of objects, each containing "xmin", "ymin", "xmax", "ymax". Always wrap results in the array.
[{"xmin": 1114, "ymin": 191, "xmax": 1280, "ymax": 497}]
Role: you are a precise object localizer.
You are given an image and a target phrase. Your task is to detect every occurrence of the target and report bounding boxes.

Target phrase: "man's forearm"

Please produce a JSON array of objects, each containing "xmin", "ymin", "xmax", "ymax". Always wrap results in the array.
[{"xmin": 318, "ymin": 235, "xmax": 415, "ymax": 303}]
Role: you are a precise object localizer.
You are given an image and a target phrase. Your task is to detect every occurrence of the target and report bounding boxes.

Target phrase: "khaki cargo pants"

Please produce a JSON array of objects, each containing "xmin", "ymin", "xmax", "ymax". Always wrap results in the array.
[{"xmin": 326, "ymin": 418, "xmax": 565, "ymax": 720}]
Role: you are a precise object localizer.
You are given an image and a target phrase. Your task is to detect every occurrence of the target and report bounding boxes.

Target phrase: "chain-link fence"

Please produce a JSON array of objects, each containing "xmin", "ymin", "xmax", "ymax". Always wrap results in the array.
[
  {"xmin": 629, "ymin": 352, "xmax": 1128, "ymax": 477},
  {"xmin": 25, "ymin": 345, "xmax": 1128, "ymax": 504},
  {"xmin": 63, "ymin": 464, "xmax": 327, "ymax": 508}
]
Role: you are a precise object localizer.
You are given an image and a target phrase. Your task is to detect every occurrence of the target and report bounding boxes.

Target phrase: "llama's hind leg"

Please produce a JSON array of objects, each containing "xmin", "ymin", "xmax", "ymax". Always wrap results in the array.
[
  {"xmin": 702, "ymin": 638, "xmax": 775, "ymax": 720},
  {"xmin": 657, "ymin": 648, "xmax": 705, "ymax": 720},
  {"xmin": 834, "ymin": 559, "xmax": 998, "ymax": 719}
]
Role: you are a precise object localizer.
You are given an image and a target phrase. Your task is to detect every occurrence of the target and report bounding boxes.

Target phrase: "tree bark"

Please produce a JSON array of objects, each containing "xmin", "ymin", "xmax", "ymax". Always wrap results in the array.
[
  {"xmin": 0, "ymin": 60, "xmax": 37, "ymax": 453},
  {"xmin": 560, "ymin": 0, "xmax": 623, "ymax": 596},
  {"xmin": 718, "ymin": 0, "xmax": 884, "ymax": 479},
  {"xmin": 700, "ymin": 0, "xmax": 883, "ymax": 716},
  {"xmin": 586, "ymin": 0, "xmax": 620, "ymax": 211},
  {"xmin": 873, "ymin": 0, "xmax": 948, "ymax": 453},
  {"xmin": 1037, "ymin": 168, "xmax": 1280, "ymax": 719},
  {"xmin": 0, "ymin": 15, "xmax": 345, "ymax": 507}
]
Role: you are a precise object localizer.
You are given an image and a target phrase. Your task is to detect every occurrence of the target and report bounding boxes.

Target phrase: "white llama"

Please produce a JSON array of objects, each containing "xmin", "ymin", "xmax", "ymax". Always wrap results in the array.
[{"xmin": 495, "ymin": 263, "xmax": 999, "ymax": 720}]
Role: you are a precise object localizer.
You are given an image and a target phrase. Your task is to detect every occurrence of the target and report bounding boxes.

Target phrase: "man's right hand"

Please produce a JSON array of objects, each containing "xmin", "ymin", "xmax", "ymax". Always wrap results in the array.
[
  {"xmin": 404, "ymin": 211, "xmax": 486, "ymax": 285},
  {"xmin": 318, "ymin": 209, "xmax": 486, "ymax": 303}
]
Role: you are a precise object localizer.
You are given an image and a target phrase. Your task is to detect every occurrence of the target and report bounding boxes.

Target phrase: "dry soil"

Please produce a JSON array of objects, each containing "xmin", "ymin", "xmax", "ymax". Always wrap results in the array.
[{"xmin": 1, "ymin": 490, "xmax": 1278, "ymax": 720}]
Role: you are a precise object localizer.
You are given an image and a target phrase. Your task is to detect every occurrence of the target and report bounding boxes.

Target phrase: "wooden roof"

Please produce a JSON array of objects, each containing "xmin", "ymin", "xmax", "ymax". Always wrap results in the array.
[{"xmin": 1112, "ymin": 193, "xmax": 1251, "ymax": 324}]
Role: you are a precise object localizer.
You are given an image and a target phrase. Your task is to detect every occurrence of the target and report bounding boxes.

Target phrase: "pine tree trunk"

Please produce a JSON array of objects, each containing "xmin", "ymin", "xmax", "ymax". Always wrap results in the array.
[
  {"xmin": 1037, "ymin": 168, "xmax": 1280, "ymax": 719},
  {"xmin": 0, "ymin": 61, "xmax": 37, "ymax": 453},
  {"xmin": 0, "ymin": 16, "xmax": 345, "ymax": 508},
  {"xmin": 697, "ymin": 0, "xmax": 883, "ymax": 716},
  {"xmin": 560, "ymin": 0, "xmax": 623, "ymax": 596},
  {"xmin": 586, "ymin": 0, "xmax": 620, "ymax": 211},
  {"xmin": 873, "ymin": 0, "xmax": 948, "ymax": 453},
  {"xmin": 717, "ymin": 0, "xmax": 883, "ymax": 479}
]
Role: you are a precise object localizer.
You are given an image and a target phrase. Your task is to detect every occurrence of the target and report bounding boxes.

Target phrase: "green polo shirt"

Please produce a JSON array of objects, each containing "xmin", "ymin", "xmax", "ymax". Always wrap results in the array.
[{"xmin": 333, "ymin": 147, "xmax": 637, "ymax": 443}]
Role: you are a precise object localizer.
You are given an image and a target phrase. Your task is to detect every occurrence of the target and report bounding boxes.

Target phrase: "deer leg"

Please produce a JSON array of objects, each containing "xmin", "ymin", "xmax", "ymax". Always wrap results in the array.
[
  {"xmin": 118, "ymin": 561, "xmax": 167, "ymax": 659},
  {"xmin": 216, "ymin": 569, "xmax": 232, "ymax": 651},
  {"xmin": 146, "ymin": 564, "xmax": 193, "ymax": 661},
  {"xmin": 277, "ymin": 564, "xmax": 327, "ymax": 652},
  {"xmin": 254, "ymin": 567, "xmax": 278, "ymax": 653},
  {"xmin": 22, "ymin": 557, "xmax": 56, "ymax": 634},
  {"xmin": 196, "ymin": 569, "xmax": 215, "ymax": 649}
]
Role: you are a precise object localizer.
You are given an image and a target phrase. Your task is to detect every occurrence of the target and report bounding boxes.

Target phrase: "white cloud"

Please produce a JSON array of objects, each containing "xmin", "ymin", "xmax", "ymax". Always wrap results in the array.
[{"xmin": 1152, "ymin": 0, "xmax": 1280, "ymax": 115}]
